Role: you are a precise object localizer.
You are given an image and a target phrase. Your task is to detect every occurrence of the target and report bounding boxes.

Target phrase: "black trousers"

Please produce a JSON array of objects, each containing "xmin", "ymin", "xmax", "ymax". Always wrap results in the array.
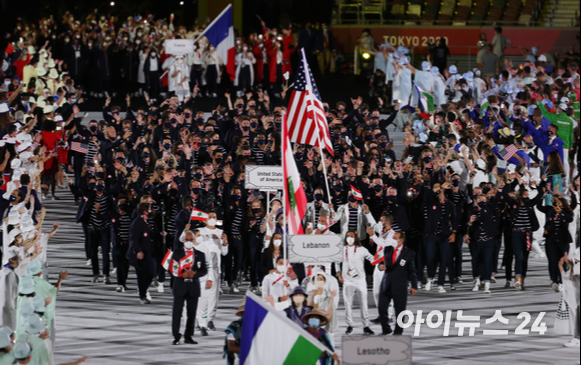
[
  {"xmin": 172, "ymin": 292, "xmax": 199, "ymax": 339},
  {"xmin": 114, "ymin": 243, "xmax": 130, "ymax": 286},
  {"xmin": 378, "ymin": 285, "xmax": 407, "ymax": 335},
  {"xmin": 546, "ymin": 237, "xmax": 569, "ymax": 284},
  {"xmin": 132, "ymin": 256, "xmax": 156, "ymax": 299}
]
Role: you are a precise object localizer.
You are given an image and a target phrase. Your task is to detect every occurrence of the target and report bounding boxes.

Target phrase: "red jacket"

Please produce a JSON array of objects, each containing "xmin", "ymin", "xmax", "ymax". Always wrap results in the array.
[{"xmin": 253, "ymin": 44, "xmax": 266, "ymax": 83}]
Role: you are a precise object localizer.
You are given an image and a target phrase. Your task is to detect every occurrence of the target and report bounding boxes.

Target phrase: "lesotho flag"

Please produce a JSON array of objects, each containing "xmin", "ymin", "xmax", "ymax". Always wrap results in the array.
[{"xmin": 240, "ymin": 292, "xmax": 331, "ymax": 365}]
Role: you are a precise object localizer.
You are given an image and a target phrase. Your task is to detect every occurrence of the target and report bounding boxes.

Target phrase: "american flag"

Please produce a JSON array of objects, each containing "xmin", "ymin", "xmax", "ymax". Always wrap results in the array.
[
  {"xmin": 70, "ymin": 141, "xmax": 88, "ymax": 154},
  {"xmin": 287, "ymin": 49, "xmax": 333, "ymax": 155},
  {"xmin": 498, "ymin": 144, "xmax": 518, "ymax": 161}
]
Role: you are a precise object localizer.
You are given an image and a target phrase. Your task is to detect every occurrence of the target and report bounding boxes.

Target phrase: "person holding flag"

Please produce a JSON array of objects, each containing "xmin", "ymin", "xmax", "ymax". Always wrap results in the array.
[
  {"xmin": 334, "ymin": 186, "xmax": 374, "ymax": 240},
  {"xmin": 261, "ymin": 256, "xmax": 297, "ymax": 311},
  {"xmin": 171, "ymin": 229, "xmax": 208, "ymax": 345}
]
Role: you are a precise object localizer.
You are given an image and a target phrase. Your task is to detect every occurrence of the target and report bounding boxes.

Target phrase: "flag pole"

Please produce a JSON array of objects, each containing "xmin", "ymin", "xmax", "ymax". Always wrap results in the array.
[
  {"xmin": 282, "ymin": 112, "xmax": 288, "ymax": 266},
  {"xmin": 317, "ymin": 135, "xmax": 332, "ymax": 206}
]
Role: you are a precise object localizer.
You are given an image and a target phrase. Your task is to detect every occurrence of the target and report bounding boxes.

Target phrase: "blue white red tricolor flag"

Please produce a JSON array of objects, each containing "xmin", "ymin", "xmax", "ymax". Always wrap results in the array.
[{"xmin": 197, "ymin": 5, "xmax": 235, "ymax": 80}]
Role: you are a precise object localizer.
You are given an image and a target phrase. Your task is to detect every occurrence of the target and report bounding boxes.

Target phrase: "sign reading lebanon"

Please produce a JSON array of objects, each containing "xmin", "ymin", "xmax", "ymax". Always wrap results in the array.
[
  {"xmin": 164, "ymin": 39, "xmax": 194, "ymax": 55},
  {"xmin": 342, "ymin": 335, "xmax": 412, "ymax": 365},
  {"xmin": 288, "ymin": 234, "xmax": 343, "ymax": 263},
  {"xmin": 245, "ymin": 165, "xmax": 283, "ymax": 191}
]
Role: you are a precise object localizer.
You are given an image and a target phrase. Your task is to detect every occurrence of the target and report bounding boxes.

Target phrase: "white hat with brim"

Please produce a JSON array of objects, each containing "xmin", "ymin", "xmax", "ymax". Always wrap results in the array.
[
  {"xmin": 19, "ymin": 276, "xmax": 36, "ymax": 295},
  {"xmin": 506, "ymin": 164, "xmax": 517, "ymax": 174},
  {"xmin": 27, "ymin": 259, "xmax": 42, "ymax": 276},
  {"xmin": 43, "ymin": 105, "xmax": 53, "ymax": 114},
  {"xmin": 0, "ymin": 103, "xmax": 9, "ymax": 114},
  {"xmin": 36, "ymin": 99, "xmax": 46, "ymax": 109},
  {"xmin": 12, "ymin": 341, "xmax": 32, "ymax": 360},
  {"xmin": 48, "ymin": 68, "xmax": 59, "ymax": 79},
  {"xmin": 16, "ymin": 141, "xmax": 32, "ymax": 153},
  {"xmin": 36, "ymin": 66, "xmax": 47, "ymax": 77},
  {"xmin": 5, "ymin": 246, "xmax": 20, "ymax": 261},
  {"xmin": 31, "ymin": 296, "xmax": 46, "ymax": 313},
  {"xmin": 27, "ymin": 46, "xmax": 36, "ymax": 55},
  {"xmin": 449, "ymin": 65, "xmax": 458, "ymax": 74},
  {"xmin": 10, "ymin": 158, "xmax": 22, "ymax": 169},
  {"xmin": 559, "ymin": 103, "xmax": 568, "ymax": 111},
  {"xmin": 24, "ymin": 313, "xmax": 45, "ymax": 335},
  {"xmin": 537, "ymin": 55, "xmax": 547, "ymax": 62}
]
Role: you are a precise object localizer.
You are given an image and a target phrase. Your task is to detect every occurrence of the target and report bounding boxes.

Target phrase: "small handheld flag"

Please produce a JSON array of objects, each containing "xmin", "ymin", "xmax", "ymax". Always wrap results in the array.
[
  {"xmin": 350, "ymin": 185, "xmax": 363, "ymax": 200},
  {"xmin": 190, "ymin": 208, "xmax": 209, "ymax": 221}
]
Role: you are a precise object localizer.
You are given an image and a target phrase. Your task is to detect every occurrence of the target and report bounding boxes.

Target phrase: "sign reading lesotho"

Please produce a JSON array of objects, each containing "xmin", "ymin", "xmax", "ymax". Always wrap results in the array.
[
  {"xmin": 164, "ymin": 39, "xmax": 194, "ymax": 55},
  {"xmin": 245, "ymin": 166, "xmax": 283, "ymax": 191},
  {"xmin": 288, "ymin": 234, "xmax": 343, "ymax": 263},
  {"xmin": 342, "ymin": 335, "xmax": 412, "ymax": 365}
]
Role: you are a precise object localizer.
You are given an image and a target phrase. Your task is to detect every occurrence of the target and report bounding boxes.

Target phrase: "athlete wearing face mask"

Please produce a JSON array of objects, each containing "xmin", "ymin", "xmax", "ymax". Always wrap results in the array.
[
  {"xmin": 337, "ymin": 231, "xmax": 375, "ymax": 335},
  {"xmin": 301, "ymin": 310, "xmax": 340, "ymax": 363},
  {"xmin": 304, "ymin": 188, "xmax": 336, "ymax": 229},
  {"xmin": 197, "ymin": 213, "xmax": 229, "ymax": 332},
  {"xmin": 261, "ymin": 257, "xmax": 297, "ymax": 311},
  {"xmin": 334, "ymin": 193, "xmax": 374, "ymax": 241},
  {"xmin": 234, "ymin": 44, "xmax": 255, "ymax": 97}
]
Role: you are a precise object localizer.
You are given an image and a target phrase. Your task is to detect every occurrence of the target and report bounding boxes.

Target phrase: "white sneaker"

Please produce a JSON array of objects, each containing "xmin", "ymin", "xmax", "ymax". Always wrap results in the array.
[
  {"xmin": 490, "ymin": 276, "xmax": 497, "ymax": 284},
  {"xmin": 86, "ymin": 259, "xmax": 91, "ymax": 266},
  {"xmin": 551, "ymin": 282, "xmax": 559, "ymax": 292},
  {"xmin": 515, "ymin": 282, "xmax": 522, "ymax": 291},
  {"xmin": 425, "ymin": 280, "xmax": 432, "ymax": 292},
  {"xmin": 146, "ymin": 290, "xmax": 152, "ymax": 301},
  {"xmin": 157, "ymin": 283, "xmax": 164, "ymax": 293},
  {"xmin": 116, "ymin": 285, "xmax": 125, "ymax": 293},
  {"xmin": 417, "ymin": 283, "xmax": 422, "ymax": 290},
  {"xmin": 437, "ymin": 286, "xmax": 446, "ymax": 293},
  {"xmin": 484, "ymin": 282, "xmax": 491, "ymax": 294},
  {"xmin": 537, "ymin": 251, "xmax": 546, "ymax": 259},
  {"xmin": 232, "ymin": 285, "xmax": 240, "ymax": 293},
  {"xmin": 110, "ymin": 268, "xmax": 117, "ymax": 275},
  {"xmin": 472, "ymin": 278, "xmax": 481, "ymax": 291},
  {"xmin": 558, "ymin": 283, "xmax": 563, "ymax": 292},
  {"xmin": 563, "ymin": 338, "xmax": 580, "ymax": 348}
]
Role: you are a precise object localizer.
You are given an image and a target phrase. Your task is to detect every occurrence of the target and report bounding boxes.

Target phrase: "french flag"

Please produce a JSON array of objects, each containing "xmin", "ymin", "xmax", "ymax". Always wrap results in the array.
[{"xmin": 201, "ymin": 4, "xmax": 236, "ymax": 80}]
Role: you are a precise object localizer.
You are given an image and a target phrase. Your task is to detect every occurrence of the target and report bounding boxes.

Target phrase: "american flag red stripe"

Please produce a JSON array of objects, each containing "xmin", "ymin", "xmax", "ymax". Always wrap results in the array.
[
  {"xmin": 499, "ymin": 144, "xmax": 518, "ymax": 161},
  {"xmin": 70, "ymin": 141, "xmax": 88, "ymax": 154},
  {"xmin": 286, "ymin": 48, "xmax": 333, "ymax": 155}
]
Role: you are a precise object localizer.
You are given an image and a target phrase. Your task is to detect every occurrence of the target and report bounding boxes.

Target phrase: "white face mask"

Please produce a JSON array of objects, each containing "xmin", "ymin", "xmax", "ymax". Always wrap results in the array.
[
  {"xmin": 276, "ymin": 264, "xmax": 286, "ymax": 273},
  {"xmin": 346, "ymin": 237, "xmax": 355, "ymax": 245},
  {"xmin": 258, "ymin": 43, "xmax": 263, "ymax": 48},
  {"xmin": 273, "ymin": 239, "xmax": 282, "ymax": 247},
  {"xmin": 317, "ymin": 223, "xmax": 326, "ymax": 230},
  {"xmin": 184, "ymin": 241, "xmax": 194, "ymax": 249},
  {"xmin": 137, "ymin": 32, "xmax": 142, "ymax": 37},
  {"xmin": 207, "ymin": 218, "xmax": 216, "ymax": 227},
  {"xmin": 196, "ymin": 236, "xmax": 204, "ymax": 244},
  {"xmin": 243, "ymin": 46, "xmax": 248, "ymax": 51}
]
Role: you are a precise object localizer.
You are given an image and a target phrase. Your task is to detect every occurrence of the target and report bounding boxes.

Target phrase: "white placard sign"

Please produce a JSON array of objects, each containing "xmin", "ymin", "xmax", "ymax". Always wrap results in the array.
[
  {"xmin": 245, "ymin": 165, "xmax": 283, "ymax": 191},
  {"xmin": 164, "ymin": 39, "xmax": 194, "ymax": 55},
  {"xmin": 287, "ymin": 234, "xmax": 343, "ymax": 263},
  {"xmin": 342, "ymin": 335, "xmax": 412, "ymax": 365}
]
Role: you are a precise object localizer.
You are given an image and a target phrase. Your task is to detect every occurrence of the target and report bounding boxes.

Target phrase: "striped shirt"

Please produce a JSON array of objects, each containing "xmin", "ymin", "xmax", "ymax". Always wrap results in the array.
[
  {"xmin": 231, "ymin": 204, "xmax": 245, "ymax": 236},
  {"xmin": 513, "ymin": 205, "xmax": 531, "ymax": 231},
  {"xmin": 434, "ymin": 201, "xmax": 447, "ymax": 234},
  {"xmin": 348, "ymin": 206, "xmax": 359, "ymax": 231},
  {"xmin": 89, "ymin": 194, "xmax": 110, "ymax": 230},
  {"xmin": 118, "ymin": 213, "xmax": 131, "ymax": 242},
  {"xmin": 252, "ymin": 146, "xmax": 264, "ymax": 165}
]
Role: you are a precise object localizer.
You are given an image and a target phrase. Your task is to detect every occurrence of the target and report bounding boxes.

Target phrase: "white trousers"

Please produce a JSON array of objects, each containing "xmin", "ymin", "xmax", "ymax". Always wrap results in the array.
[
  {"xmin": 372, "ymin": 266, "xmax": 383, "ymax": 308},
  {"xmin": 343, "ymin": 282, "xmax": 369, "ymax": 328},
  {"xmin": 196, "ymin": 276, "xmax": 219, "ymax": 328}
]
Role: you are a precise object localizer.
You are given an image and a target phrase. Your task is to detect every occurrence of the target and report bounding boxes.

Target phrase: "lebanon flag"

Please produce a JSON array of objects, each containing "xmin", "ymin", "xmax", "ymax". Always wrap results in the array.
[
  {"xmin": 179, "ymin": 251, "xmax": 194, "ymax": 274},
  {"xmin": 283, "ymin": 114, "xmax": 307, "ymax": 235},
  {"xmin": 350, "ymin": 185, "xmax": 363, "ymax": 200},
  {"xmin": 191, "ymin": 208, "xmax": 209, "ymax": 221},
  {"xmin": 161, "ymin": 250, "xmax": 173, "ymax": 271},
  {"xmin": 198, "ymin": 5, "xmax": 236, "ymax": 81}
]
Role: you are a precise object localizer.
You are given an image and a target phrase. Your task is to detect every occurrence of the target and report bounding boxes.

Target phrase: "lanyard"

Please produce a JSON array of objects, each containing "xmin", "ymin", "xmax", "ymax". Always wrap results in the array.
[
  {"xmin": 345, "ymin": 246, "xmax": 357, "ymax": 263},
  {"xmin": 272, "ymin": 273, "xmax": 285, "ymax": 286}
]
